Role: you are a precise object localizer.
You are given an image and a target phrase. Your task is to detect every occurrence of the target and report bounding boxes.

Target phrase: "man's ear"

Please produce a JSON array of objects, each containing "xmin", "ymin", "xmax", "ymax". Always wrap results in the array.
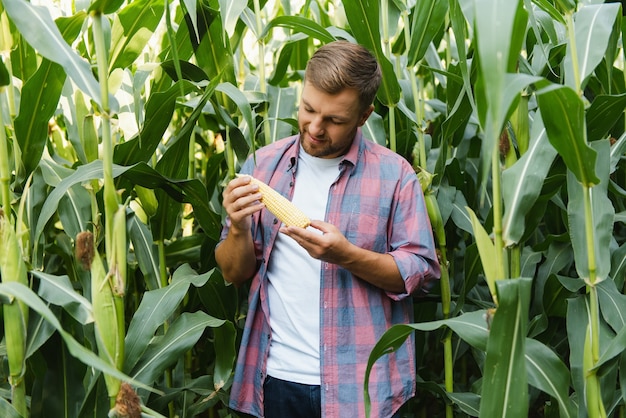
[{"xmin": 358, "ymin": 104, "xmax": 375, "ymax": 126}]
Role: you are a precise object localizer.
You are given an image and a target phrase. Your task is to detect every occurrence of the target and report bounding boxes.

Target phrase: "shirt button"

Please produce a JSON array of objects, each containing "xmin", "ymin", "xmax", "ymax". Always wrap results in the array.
[{"xmin": 323, "ymin": 301, "xmax": 328, "ymax": 308}]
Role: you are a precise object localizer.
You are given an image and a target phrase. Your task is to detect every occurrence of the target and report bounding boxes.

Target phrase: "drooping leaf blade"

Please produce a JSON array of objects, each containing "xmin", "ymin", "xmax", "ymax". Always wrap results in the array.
[
  {"xmin": 32, "ymin": 271, "xmax": 94, "ymax": 325},
  {"xmin": 260, "ymin": 15, "xmax": 335, "ymax": 44},
  {"xmin": 2, "ymin": 0, "xmax": 111, "ymax": 108}
]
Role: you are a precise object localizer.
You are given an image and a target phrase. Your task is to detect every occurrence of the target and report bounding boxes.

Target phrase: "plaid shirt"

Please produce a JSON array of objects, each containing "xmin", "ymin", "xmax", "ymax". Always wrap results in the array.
[{"xmin": 219, "ymin": 130, "xmax": 440, "ymax": 418}]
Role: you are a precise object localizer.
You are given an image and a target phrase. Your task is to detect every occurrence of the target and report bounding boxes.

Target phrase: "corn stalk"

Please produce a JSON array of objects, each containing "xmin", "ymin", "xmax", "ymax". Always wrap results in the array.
[{"xmin": 90, "ymin": 8, "xmax": 126, "ymax": 409}]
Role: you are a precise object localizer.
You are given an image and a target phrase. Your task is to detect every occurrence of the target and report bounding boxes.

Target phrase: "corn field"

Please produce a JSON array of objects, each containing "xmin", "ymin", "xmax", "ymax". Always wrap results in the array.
[{"xmin": 0, "ymin": 0, "xmax": 625, "ymax": 417}]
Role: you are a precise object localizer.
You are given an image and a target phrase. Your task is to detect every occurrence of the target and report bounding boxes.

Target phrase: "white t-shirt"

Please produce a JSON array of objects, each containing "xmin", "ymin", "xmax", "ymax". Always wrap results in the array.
[{"xmin": 265, "ymin": 148, "xmax": 341, "ymax": 385}]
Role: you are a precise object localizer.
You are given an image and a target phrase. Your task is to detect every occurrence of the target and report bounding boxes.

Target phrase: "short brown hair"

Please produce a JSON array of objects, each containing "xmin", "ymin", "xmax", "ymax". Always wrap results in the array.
[{"xmin": 304, "ymin": 41, "xmax": 382, "ymax": 112}]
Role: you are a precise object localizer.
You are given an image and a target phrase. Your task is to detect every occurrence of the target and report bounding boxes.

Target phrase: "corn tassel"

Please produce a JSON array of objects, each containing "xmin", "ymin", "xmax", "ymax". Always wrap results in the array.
[
  {"xmin": 244, "ymin": 176, "xmax": 310, "ymax": 228},
  {"xmin": 0, "ymin": 212, "xmax": 29, "ymax": 416}
]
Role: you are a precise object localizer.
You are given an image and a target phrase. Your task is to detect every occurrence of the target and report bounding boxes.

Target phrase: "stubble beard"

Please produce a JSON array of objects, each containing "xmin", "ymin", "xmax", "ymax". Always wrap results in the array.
[{"xmin": 298, "ymin": 131, "xmax": 350, "ymax": 159}]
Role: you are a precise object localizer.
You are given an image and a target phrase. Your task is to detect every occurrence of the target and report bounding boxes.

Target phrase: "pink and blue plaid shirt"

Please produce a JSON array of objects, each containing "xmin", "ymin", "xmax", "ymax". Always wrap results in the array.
[{"xmin": 219, "ymin": 130, "xmax": 440, "ymax": 418}]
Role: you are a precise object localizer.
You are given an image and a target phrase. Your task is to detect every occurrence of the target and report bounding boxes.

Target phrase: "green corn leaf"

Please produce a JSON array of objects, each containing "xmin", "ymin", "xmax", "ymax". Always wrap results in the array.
[
  {"xmin": 0, "ymin": 281, "xmax": 158, "ymax": 395},
  {"xmin": 39, "ymin": 159, "xmax": 90, "ymax": 239},
  {"xmin": 564, "ymin": 4, "xmax": 620, "ymax": 91},
  {"xmin": 449, "ymin": 190, "xmax": 473, "ymax": 234},
  {"xmin": 586, "ymin": 93, "xmax": 626, "ymax": 142},
  {"xmin": 35, "ymin": 160, "xmax": 221, "ymax": 252},
  {"xmin": 195, "ymin": 6, "xmax": 236, "ymax": 86},
  {"xmin": 32, "ymin": 271, "xmax": 93, "ymax": 325},
  {"xmin": 267, "ymin": 85, "xmax": 298, "ymax": 144},
  {"xmin": 25, "ymin": 312, "xmax": 56, "ymax": 359},
  {"xmin": 537, "ymin": 84, "xmax": 600, "ymax": 187},
  {"xmin": 130, "ymin": 311, "xmax": 227, "ymax": 384},
  {"xmin": 260, "ymin": 15, "xmax": 335, "ymax": 44},
  {"xmin": 526, "ymin": 338, "xmax": 576, "ymax": 418},
  {"xmin": 128, "ymin": 215, "xmax": 160, "ymax": 291},
  {"xmin": 2, "ymin": 0, "xmax": 112, "ymax": 109},
  {"xmin": 597, "ymin": 273, "xmax": 626, "ymax": 332},
  {"xmin": 566, "ymin": 140, "xmax": 614, "ymax": 283},
  {"xmin": 0, "ymin": 397, "xmax": 22, "ymax": 418},
  {"xmin": 213, "ymin": 321, "xmax": 237, "ymax": 391},
  {"xmin": 0, "ymin": 56, "xmax": 9, "ymax": 87},
  {"xmin": 114, "ymin": 80, "xmax": 199, "ymax": 166},
  {"xmin": 407, "ymin": 0, "xmax": 448, "ymax": 66},
  {"xmin": 196, "ymin": 269, "xmax": 239, "ymax": 323},
  {"xmin": 109, "ymin": 0, "xmax": 165, "ymax": 71},
  {"xmin": 343, "ymin": 0, "xmax": 401, "ymax": 106},
  {"xmin": 364, "ymin": 310, "xmax": 490, "ymax": 417},
  {"xmin": 14, "ymin": 39, "xmax": 69, "ymax": 178},
  {"xmin": 479, "ymin": 278, "xmax": 532, "ymax": 418},
  {"xmin": 532, "ymin": 0, "xmax": 566, "ymax": 23},
  {"xmin": 592, "ymin": 320, "xmax": 626, "ymax": 375},
  {"xmin": 566, "ymin": 296, "xmax": 591, "ymax": 414},
  {"xmin": 502, "ymin": 112, "xmax": 558, "ymax": 246},
  {"xmin": 161, "ymin": 59, "xmax": 210, "ymax": 82},
  {"xmin": 89, "ymin": 0, "xmax": 125, "ymax": 14},
  {"xmin": 124, "ymin": 264, "xmax": 213, "ymax": 371},
  {"xmin": 466, "ymin": 206, "xmax": 498, "ymax": 297},
  {"xmin": 216, "ymin": 82, "xmax": 255, "ymax": 151}
]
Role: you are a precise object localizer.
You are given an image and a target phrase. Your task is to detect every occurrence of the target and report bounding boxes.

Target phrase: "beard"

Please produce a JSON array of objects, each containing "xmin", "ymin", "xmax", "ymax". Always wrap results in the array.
[{"xmin": 298, "ymin": 131, "xmax": 353, "ymax": 159}]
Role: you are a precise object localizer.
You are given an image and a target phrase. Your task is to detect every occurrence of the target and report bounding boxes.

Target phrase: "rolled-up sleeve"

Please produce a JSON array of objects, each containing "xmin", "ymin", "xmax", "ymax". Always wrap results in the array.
[{"xmin": 387, "ymin": 172, "xmax": 440, "ymax": 300}]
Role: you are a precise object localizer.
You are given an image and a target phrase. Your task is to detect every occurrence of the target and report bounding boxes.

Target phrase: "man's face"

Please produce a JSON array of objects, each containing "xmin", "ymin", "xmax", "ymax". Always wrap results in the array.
[{"xmin": 298, "ymin": 82, "xmax": 373, "ymax": 159}]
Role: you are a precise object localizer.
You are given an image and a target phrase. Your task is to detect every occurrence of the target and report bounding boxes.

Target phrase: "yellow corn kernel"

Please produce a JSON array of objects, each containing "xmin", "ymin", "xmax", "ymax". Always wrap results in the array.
[{"xmin": 247, "ymin": 176, "xmax": 310, "ymax": 228}]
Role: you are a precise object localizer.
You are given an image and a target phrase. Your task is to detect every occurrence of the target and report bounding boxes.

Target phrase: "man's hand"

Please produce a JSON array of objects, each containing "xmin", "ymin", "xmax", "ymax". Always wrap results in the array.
[
  {"xmin": 280, "ymin": 220, "xmax": 348, "ymax": 264},
  {"xmin": 222, "ymin": 175, "xmax": 264, "ymax": 232},
  {"xmin": 216, "ymin": 175, "xmax": 263, "ymax": 284},
  {"xmin": 281, "ymin": 220, "xmax": 405, "ymax": 293}
]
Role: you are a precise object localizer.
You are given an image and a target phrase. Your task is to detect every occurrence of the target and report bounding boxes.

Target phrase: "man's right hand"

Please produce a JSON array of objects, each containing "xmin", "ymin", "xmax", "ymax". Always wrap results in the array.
[{"xmin": 222, "ymin": 175, "xmax": 264, "ymax": 231}]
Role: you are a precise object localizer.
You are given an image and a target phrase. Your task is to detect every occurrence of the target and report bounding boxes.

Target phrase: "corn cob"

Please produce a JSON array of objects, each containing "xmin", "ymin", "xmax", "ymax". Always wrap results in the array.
[
  {"xmin": 243, "ymin": 175, "xmax": 310, "ymax": 228},
  {"xmin": 92, "ymin": 249, "xmax": 124, "ymax": 404},
  {"xmin": 0, "ymin": 212, "xmax": 29, "ymax": 416},
  {"xmin": 90, "ymin": 207, "xmax": 127, "ymax": 406}
]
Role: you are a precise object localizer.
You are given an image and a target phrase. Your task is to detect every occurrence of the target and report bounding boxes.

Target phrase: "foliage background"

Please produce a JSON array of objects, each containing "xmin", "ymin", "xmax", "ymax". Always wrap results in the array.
[{"xmin": 0, "ymin": 0, "xmax": 625, "ymax": 417}]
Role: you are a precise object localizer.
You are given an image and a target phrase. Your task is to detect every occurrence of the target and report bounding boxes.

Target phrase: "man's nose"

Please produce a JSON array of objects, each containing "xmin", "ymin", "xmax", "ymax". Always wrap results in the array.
[{"xmin": 309, "ymin": 116, "xmax": 325, "ymax": 136}]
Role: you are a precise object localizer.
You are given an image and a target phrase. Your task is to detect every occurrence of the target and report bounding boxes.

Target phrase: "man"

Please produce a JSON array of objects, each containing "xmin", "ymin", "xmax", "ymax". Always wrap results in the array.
[{"xmin": 215, "ymin": 40, "xmax": 440, "ymax": 418}]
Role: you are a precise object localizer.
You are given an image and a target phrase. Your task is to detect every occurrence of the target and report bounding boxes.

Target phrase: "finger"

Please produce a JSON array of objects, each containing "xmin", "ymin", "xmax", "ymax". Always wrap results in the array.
[{"xmin": 308, "ymin": 220, "xmax": 332, "ymax": 234}]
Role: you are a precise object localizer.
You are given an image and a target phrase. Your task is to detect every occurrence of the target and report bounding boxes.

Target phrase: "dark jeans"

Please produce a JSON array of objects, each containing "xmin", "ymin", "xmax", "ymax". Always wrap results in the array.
[
  {"xmin": 263, "ymin": 375, "xmax": 321, "ymax": 418},
  {"xmin": 261, "ymin": 375, "xmax": 402, "ymax": 418}
]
